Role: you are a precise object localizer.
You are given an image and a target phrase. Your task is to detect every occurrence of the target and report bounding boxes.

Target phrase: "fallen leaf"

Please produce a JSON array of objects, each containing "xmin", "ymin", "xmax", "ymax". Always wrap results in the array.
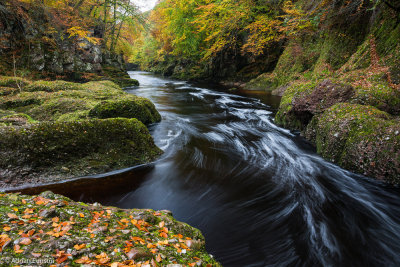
[
  {"xmin": 20, "ymin": 238, "xmax": 32, "ymax": 245},
  {"xmin": 74, "ymin": 244, "xmax": 86, "ymax": 250},
  {"xmin": 7, "ymin": 213, "xmax": 18, "ymax": 219},
  {"xmin": 75, "ymin": 256, "xmax": 91, "ymax": 264}
]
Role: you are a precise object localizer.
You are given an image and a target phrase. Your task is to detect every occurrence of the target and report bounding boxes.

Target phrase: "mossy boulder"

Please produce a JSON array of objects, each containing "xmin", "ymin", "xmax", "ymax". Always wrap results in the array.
[
  {"xmin": 0, "ymin": 118, "xmax": 162, "ymax": 185},
  {"xmin": 89, "ymin": 98, "xmax": 161, "ymax": 125},
  {"xmin": 275, "ymin": 80, "xmax": 319, "ymax": 130},
  {"xmin": 305, "ymin": 103, "xmax": 400, "ymax": 183},
  {"xmin": 0, "ymin": 77, "xmax": 163, "ymax": 187},
  {"xmin": 351, "ymin": 80, "xmax": 400, "ymax": 115},
  {"xmin": 0, "ymin": 79, "xmax": 158, "ymax": 123},
  {"xmin": 102, "ymin": 65, "xmax": 139, "ymax": 88}
]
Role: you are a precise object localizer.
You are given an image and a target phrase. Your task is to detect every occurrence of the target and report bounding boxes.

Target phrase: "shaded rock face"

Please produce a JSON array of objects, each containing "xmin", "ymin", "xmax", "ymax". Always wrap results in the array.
[
  {"xmin": 291, "ymin": 79, "xmax": 355, "ymax": 125},
  {"xmin": 0, "ymin": 2, "xmax": 124, "ymax": 76}
]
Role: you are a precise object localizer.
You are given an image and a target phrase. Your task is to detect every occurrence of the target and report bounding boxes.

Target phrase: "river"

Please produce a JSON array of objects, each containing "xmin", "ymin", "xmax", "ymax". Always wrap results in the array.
[{"xmin": 73, "ymin": 72, "xmax": 400, "ymax": 266}]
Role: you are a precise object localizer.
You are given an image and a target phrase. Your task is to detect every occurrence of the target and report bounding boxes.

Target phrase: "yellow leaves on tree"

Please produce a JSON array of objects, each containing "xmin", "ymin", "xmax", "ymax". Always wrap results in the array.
[{"xmin": 67, "ymin": 27, "xmax": 100, "ymax": 45}]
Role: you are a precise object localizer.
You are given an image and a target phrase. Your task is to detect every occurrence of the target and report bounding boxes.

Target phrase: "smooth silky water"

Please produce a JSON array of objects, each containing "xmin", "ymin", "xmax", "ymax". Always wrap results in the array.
[{"xmin": 73, "ymin": 71, "xmax": 400, "ymax": 266}]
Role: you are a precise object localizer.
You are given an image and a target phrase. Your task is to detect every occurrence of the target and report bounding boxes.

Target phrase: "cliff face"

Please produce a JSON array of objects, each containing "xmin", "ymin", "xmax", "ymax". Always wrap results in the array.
[{"xmin": 0, "ymin": 2, "xmax": 125, "ymax": 78}]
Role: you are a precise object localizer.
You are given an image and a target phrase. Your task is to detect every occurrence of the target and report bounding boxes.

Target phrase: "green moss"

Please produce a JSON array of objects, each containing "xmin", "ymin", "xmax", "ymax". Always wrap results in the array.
[
  {"xmin": 56, "ymin": 110, "xmax": 90, "ymax": 122},
  {"xmin": 89, "ymin": 98, "xmax": 161, "ymax": 125},
  {"xmin": 275, "ymin": 80, "xmax": 319, "ymax": 129},
  {"xmin": 310, "ymin": 103, "xmax": 400, "ymax": 183},
  {"xmin": 28, "ymin": 98, "xmax": 94, "ymax": 121},
  {"xmin": 0, "ymin": 76, "xmax": 30, "ymax": 88},
  {"xmin": 0, "ymin": 86, "xmax": 19, "ymax": 96},
  {"xmin": 102, "ymin": 65, "xmax": 139, "ymax": 88},
  {"xmin": 0, "ymin": 118, "xmax": 162, "ymax": 179},
  {"xmin": 244, "ymin": 73, "xmax": 276, "ymax": 91},
  {"xmin": 351, "ymin": 82, "xmax": 400, "ymax": 115},
  {"xmin": 24, "ymin": 80, "xmax": 83, "ymax": 92}
]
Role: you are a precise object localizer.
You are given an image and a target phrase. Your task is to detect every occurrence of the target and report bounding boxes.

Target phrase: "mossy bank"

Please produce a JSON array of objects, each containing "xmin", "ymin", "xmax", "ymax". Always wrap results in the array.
[
  {"xmin": 240, "ymin": 3, "xmax": 400, "ymax": 184},
  {"xmin": 0, "ymin": 191, "xmax": 220, "ymax": 266},
  {"xmin": 0, "ymin": 76, "xmax": 162, "ymax": 188}
]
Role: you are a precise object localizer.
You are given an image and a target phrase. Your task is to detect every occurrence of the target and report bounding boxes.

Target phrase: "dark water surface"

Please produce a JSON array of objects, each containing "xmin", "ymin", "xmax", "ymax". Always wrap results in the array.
[{"xmin": 71, "ymin": 72, "xmax": 400, "ymax": 266}]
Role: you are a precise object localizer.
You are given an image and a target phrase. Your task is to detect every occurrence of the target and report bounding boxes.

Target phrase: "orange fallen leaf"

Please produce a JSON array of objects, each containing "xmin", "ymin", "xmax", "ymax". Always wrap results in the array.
[
  {"xmin": 159, "ymin": 221, "xmax": 165, "ymax": 228},
  {"xmin": 3, "ymin": 226, "xmax": 11, "ymax": 232},
  {"xmin": 75, "ymin": 256, "xmax": 92, "ymax": 264},
  {"xmin": 159, "ymin": 232, "xmax": 168, "ymax": 238},
  {"xmin": 7, "ymin": 213, "xmax": 18, "ymax": 219},
  {"xmin": 56, "ymin": 255, "xmax": 68, "ymax": 264},
  {"xmin": 79, "ymin": 213, "xmax": 85, "ymax": 218},
  {"xmin": 19, "ymin": 238, "xmax": 32, "ymax": 245},
  {"xmin": 14, "ymin": 244, "xmax": 24, "ymax": 253},
  {"xmin": 156, "ymin": 254, "xmax": 162, "ymax": 262},
  {"xmin": 74, "ymin": 244, "xmax": 86, "ymax": 250},
  {"xmin": 31, "ymin": 252, "xmax": 42, "ymax": 257}
]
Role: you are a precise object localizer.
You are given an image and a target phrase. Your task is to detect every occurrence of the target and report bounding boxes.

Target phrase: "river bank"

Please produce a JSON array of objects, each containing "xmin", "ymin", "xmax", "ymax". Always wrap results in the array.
[{"xmin": 0, "ymin": 75, "xmax": 162, "ymax": 189}]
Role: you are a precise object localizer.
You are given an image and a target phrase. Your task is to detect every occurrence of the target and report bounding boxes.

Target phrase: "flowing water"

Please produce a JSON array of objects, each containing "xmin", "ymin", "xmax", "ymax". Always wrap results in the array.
[{"xmin": 75, "ymin": 71, "xmax": 400, "ymax": 266}]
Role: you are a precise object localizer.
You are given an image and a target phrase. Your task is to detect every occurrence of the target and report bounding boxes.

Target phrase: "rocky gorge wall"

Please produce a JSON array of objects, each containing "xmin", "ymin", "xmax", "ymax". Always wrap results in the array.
[
  {"xmin": 0, "ymin": 2, "xmax": 126, "ymax": 79},
  {"xmin": 244, "ymin": 3, "xmax": 400, "ymax": 184}
]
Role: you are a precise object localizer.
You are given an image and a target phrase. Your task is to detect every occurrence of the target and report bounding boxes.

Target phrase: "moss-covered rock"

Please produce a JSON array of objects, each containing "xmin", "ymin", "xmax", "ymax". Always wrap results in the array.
[
  {"xmin": 28, "ymin": 98, "xmax": 93, "ymax": 121},
  {"xmin": 0, "ymin": 79, "xmax": 159, "ymax": 123},
  {"xmin": 0, "ymin": 192, "xmax": 221, "ymax": 266},
  {"xmin": 0, "ymin": 118, "xmax": 162, "ymax": 185},
  {"xmin": 0, "ymin": 113, "xmax": 37, "ymax": 126},
  {"xmin": 351, "ymin": 80, "xmax": 400, "ymax": 115},
  {"xmin": 244, "ymin": 73, "xmax": 276, "ymax": 91},
  {"xmin": 0, "ymin": 76, "xmax": 30, "ymax": 88},
  {"xmin": 0, "ymin": 86, "xmax": 19, "ymax": 96},
  {"xmin": 24, "ymin": 80, "xmax": 83, "ymax": 92},
  {"xmin": 0, "ymin": 76, "xmax": 163, "ymax": 187},
  {"xmin": 102, "ymin": 65, "xmax": 139, "ymax": 88},
  {"xmin": 89, "ymin": 99, "xmax": 161, "ymax": 125},
  {"xmin": 305, "ymin": 103, "xmax": 400, "ymax": 183},
  {"xmin": 275, "ymin": 80, "xmax": 319, "ymax": 130}
]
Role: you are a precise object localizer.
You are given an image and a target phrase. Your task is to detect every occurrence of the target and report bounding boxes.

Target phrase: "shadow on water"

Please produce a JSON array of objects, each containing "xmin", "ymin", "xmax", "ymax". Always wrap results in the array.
[{"xmin": 10, "ymin": 71, "xmax": 400, "ymax": 266}]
